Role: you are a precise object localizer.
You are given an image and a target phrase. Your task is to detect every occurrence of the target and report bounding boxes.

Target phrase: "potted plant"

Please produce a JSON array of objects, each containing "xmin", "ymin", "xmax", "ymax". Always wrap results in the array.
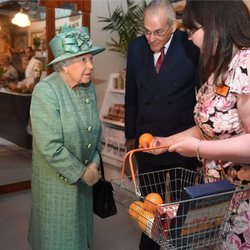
[{"xmin": 98, "ymin": 0, "xmax": 146, "ymax": 58}]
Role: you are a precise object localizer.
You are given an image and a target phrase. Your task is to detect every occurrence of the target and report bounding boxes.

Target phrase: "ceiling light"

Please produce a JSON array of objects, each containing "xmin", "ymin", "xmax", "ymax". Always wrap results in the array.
[{"xmin": 11, "ymin": 9, "xmax": 30, "ymax": 28}]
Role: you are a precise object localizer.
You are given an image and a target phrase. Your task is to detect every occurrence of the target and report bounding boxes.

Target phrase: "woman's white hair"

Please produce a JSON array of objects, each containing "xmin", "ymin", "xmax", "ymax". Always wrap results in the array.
[{"xmin": 53, "ymin": 55, "xmax": 79, "ymax": 72}]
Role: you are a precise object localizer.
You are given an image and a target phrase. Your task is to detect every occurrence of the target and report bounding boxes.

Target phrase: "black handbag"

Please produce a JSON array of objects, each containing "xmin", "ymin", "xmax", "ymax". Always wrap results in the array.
[{"xmin": 93, "ymin": 154, "xmax": 117, "ymax": 218}]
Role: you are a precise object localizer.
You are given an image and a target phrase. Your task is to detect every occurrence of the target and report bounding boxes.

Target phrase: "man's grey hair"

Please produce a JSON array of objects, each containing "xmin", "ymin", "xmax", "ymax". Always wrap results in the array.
[{"xmin": 145, "ymin": 0, "xmax": 176, "ymax": 24}]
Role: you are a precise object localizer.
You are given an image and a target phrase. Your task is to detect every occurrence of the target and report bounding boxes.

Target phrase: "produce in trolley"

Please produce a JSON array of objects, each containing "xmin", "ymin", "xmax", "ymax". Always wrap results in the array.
[
  {"xmin": 115, "ymin": 144, "xmax": 247, "ymax": 249},
  {"xmin": 137, "ymin": 210, "xmax": 154, "ymax": 233},
  {"xmin": 128, "ymin": 201, "xmax": 145, "ymax": 220},
  {"xmin": 144, "ymin": 193, "xmax": 163, "ymax": 212}
]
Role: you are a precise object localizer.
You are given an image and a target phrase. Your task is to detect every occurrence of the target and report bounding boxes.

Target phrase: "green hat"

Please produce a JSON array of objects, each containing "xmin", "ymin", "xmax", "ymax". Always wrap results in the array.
[{"xmin": 47, "ymin": 26, "xmax": 105, "ymax": 66}]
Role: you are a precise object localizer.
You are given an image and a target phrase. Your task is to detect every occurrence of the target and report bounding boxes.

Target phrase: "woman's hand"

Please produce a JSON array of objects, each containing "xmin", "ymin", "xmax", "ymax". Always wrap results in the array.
[
  {"xmin": 81, "ymin": 163, "xmax": 100, "ymax": 186},
  {"xmin": 144, "ymin": 126, "xmax": 203, "ymax": 155},
  {"xmin": 168, "ymin": 136, "xmax": 200, "ymax": 157},
  {"xmin": 146, "ymin": 137, "xmax": 171, "ymax": 155}
]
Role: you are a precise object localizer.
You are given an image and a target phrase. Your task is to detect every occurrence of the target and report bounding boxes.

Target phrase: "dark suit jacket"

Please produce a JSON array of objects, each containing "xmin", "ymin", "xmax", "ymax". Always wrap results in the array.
[{"xmin": 125, "ymin": 30, "xmax": 200, "ymax": 166}]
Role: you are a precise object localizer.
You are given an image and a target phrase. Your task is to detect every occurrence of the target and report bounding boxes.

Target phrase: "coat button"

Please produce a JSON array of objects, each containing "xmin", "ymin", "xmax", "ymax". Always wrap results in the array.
[
  {"xmin": 57, "ymin": 173, "xmax": 68, "ymax": 182},
  {"xmin": 87, "ymin": 143, "xmax": 92, "ymax": 149},
  {"xmin": 85, "ymin": 98, "xmax": 90, "ymax": 104},
  {"xmin": 84, "ymin": 160, "xmax": 89, "ymax": 164},
  {"xmin": 87, "ymin": 126, "xmax": 92, "ymax": 132}
]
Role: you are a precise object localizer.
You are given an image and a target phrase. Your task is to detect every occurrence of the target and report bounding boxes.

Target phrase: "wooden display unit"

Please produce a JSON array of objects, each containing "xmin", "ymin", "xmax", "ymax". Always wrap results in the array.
[
  {"xmin": 0, "ymin": 89, "xmax": 32, "ymax": 149},
  {"xmin": 0, "ymin": 88, "xmax": 32, "ymax": 194},
  {"xmin": 100, "ymin": 73, "xmax": 126, "ymax": 167}
]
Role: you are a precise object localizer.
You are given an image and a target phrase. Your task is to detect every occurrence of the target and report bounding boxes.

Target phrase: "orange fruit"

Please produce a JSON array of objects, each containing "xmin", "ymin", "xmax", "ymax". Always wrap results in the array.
[
  {"xmin": 139, "ymin": 133, "xmax": 154, "ymax": 148},
  {"xmin": 137, "ymin": 210, "xmax": 154, "ymax": 232},
  {"xmin": 143, "ymin": 193, "xmax": 163, "ymax": 213},
  {"xmin": 128, "ymin": 201, "xmax": 145, "ymax": 221}
]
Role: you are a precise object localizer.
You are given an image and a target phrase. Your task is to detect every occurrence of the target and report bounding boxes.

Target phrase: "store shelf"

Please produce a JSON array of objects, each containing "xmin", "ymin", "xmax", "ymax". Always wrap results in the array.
[
  {"xmin": 110, "ymin": 88, "xmax": 125, "ymax": 94},
  {"xmin": 100, "ymin": 73, "xmax": 126, "ymax": 167},
  {"xmin": 101, "ymin": 117, "xmax": 124, "ymax": 127}
]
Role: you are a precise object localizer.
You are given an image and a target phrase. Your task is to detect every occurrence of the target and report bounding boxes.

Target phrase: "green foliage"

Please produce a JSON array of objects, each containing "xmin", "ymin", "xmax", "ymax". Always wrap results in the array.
[{"xmin": 98, "ymin": 0, "xmax": 146, "ymax": 57}]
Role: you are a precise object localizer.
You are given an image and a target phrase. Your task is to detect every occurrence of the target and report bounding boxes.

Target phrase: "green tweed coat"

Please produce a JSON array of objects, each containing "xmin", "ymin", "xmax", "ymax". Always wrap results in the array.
[{"xmin": 28, "ymin": 72, "xmax": 101, "ymax": 250}]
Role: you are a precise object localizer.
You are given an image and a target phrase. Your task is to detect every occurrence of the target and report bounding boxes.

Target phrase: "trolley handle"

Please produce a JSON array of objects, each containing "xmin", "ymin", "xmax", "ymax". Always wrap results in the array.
[{"xmin": 121, "ymin": 146, "xmax": 169, "ymax": 196}]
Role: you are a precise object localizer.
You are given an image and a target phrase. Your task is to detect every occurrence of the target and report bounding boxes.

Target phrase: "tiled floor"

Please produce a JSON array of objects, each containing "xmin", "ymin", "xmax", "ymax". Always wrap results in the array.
[
  {"xmin": 0, "ymin": 137, "xmax": 141, "ymax": 250},
  {"xmin": 0, "ymin": 137, "xmax": 220, "ymax": 250},
  {"xmin": 0, "ymin": 189, "xmax": 141, "ymax": 250},
  {"xmin": 0, "ymin": 137, "xmax": 31, "ymax": 185}
]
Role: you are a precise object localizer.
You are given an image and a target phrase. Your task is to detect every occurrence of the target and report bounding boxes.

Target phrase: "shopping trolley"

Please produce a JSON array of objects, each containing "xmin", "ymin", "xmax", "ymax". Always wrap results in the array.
[{"xmin": 111, "ymin": 147, "xmax": 248, "ymax": 249}]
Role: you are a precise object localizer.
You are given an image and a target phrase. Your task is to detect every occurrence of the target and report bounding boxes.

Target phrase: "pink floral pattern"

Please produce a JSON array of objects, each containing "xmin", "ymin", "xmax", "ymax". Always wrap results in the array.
[{"xmin": 194, "ymin": 48, "xmax": 250, "ymax": 249}]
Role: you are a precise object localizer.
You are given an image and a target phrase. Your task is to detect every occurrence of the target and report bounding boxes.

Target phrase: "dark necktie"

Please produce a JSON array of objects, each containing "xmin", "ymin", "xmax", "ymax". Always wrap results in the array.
[{"xmin": 155, "ymin": 47, "xmax": 165, "ymax": 73}]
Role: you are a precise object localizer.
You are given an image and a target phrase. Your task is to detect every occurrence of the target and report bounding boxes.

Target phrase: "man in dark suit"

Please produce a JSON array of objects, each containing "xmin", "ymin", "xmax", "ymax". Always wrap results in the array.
[{"xmin": 125, "ymin": 1, "xmax": 199, "ymax": 249}]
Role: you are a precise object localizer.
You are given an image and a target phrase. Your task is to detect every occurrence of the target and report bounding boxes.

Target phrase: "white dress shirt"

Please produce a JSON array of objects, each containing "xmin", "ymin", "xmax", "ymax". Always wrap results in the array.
[{"xmin": 154, "ymin": 34, "xmax": 173, "ymax": 66}]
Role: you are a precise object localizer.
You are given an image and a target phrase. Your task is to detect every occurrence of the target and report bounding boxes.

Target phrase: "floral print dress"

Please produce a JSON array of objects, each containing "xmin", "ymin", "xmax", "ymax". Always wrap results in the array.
[{"xmin": 194, "ymin": 48, "xmax": 250, "ymax": 250}]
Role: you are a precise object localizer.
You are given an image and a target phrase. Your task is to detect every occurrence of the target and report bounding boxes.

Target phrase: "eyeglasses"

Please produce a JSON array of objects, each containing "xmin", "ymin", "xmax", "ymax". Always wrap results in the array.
[
  {"xmin": 66, "ymin": 55, "xmax": 93, "ymax": 66},
  {"xmin": 186, "ymin": 27, "xmax": 202, "ymax": 37},
  {"xmin": 80, "ymin": 56, "xmax": 93, "ymax": 64},
  {"xmin": 144, "ymin": 25, "xmax": 171, "ymax": 38}
]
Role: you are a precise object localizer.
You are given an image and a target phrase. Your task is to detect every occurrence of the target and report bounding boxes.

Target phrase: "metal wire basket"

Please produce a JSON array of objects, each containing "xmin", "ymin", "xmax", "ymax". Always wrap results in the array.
[{"xmin": 111, "ymin": 149, "xmax": 248, "ymax": 249}]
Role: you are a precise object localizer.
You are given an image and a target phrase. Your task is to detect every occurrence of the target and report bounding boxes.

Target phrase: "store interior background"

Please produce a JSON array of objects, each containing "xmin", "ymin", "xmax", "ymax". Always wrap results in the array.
[
  {"xmin": 1, "ymin": 0, "xmax": 250, "ymax": 184},
  {"xmin": 0, "ymin": 1, "xmax": 144, "ymax": 249},
  {"xmin": 0, "ymin": 0, "xmax": 141, "ymax": 184},
  {"xmin": 1, "ymin": 0, "xmax": 250, "ymax": 249}
]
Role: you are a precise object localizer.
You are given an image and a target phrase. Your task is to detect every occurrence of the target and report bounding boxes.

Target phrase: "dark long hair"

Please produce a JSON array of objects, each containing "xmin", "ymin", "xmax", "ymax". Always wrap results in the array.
[{"xmin": 182, "ymin": 0, "xmax": 250, "ymax": 86}]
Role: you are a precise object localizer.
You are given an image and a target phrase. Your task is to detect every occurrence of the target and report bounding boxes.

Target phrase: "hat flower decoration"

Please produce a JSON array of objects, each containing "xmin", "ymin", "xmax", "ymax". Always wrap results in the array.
[
  {"xmin": 62, "ymin": 27, "xmax": 93, "ymax": 54},
  {"xmin": 47, "ymin": 26, "xmax": 105, "ymax": 66}
]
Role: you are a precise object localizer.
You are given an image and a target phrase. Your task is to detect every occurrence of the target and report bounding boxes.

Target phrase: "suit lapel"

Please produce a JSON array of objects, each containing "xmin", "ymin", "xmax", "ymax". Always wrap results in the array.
[
  {"xmin": 146, "ymin": 31, "xmax": 184, "ymax": 101},
  {"xmin": 138, "ymin": 45, "xmax": 156, "ymax": 92},
  {"xmin": 161, "ymin": 31, "xmax": 184, "ymax": 75}
]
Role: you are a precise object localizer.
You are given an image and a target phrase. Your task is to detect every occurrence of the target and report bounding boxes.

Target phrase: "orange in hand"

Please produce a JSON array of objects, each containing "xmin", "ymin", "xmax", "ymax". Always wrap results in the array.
[
  {"xmin": 128, "ymin": 201, "xmax": 145, "ymax": 221},
  {"xmin": 139, "ymin": 133, "xmax": 154, "ymax": 148},
  {"xmin": 143, "ymin": 193, "xmax": 163, "ymax": 213}
]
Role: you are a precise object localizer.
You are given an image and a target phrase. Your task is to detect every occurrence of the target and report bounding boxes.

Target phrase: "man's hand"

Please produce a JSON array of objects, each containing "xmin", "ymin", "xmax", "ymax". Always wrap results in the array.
[
  {"xmin": 124, "ymin": 154, "xmax": 138, "ymax": 180},
  {"xmin": 145, "ymin": 137, "xmax": 170, "ymax": 155},
  {"xmin": 125, "ymin": 138, "xmax": 136, "ymax": 151}
]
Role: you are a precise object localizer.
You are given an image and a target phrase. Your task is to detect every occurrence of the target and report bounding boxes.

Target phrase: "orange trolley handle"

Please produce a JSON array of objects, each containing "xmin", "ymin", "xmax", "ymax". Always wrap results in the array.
[{"xmin": 121, "ymin": 146, "xmax": 169, "ymax": 196}]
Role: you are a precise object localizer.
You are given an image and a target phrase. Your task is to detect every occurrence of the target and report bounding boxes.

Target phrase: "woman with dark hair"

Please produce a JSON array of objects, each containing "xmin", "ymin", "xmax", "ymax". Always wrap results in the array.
[
  {"xmin": 182, "ymin": 0, "xmax": 250, "ymax": 87},
  {"xmin": 147, "ymin": 1, "xmax": 250, "ymax": 248}
]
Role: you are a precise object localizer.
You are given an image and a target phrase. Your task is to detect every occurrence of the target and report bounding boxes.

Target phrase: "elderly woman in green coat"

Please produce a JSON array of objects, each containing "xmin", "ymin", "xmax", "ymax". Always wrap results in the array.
[{"xmin": 28, "ymin": 26, "xmax": 105, "ymax": 250}]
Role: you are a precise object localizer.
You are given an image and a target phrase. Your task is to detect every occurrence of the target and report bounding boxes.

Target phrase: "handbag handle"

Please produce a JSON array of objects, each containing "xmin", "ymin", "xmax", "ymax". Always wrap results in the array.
[
  {"xmin": 121, "ymin": 146, "xmax": 169, "ymax": 196},
  {"xmin": 99, "ymin": 153, "xmax": 105, "ymax": 180}
]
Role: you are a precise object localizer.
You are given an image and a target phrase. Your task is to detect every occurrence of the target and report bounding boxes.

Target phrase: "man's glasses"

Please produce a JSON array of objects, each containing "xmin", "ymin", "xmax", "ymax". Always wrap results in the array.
[
  {"xmin": 186, "ymin": 26, "xmax": 202, "ymax": 37},
  {"xmin": 144, "ymin": 25, "xmax": 171, "ymax": 38}
]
